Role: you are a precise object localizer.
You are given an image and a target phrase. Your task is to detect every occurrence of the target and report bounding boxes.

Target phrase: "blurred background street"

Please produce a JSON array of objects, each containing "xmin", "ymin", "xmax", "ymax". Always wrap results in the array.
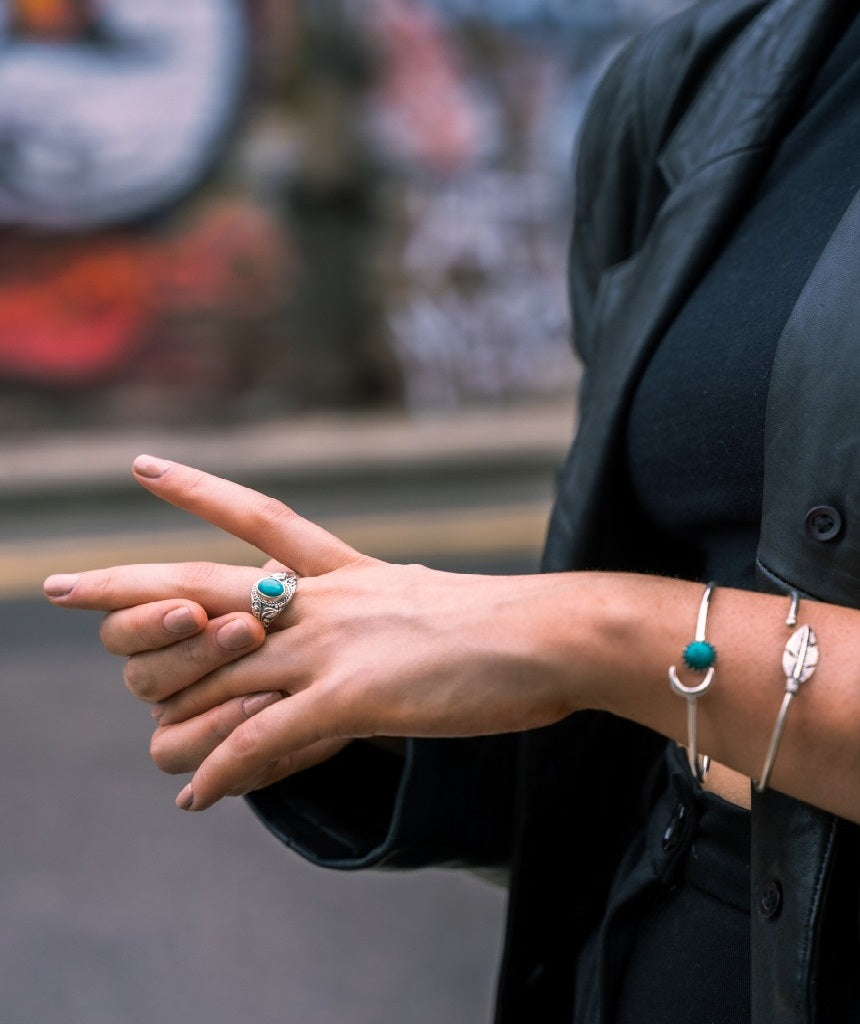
[
  {"xmin": 0, "ymin": 1, "xmax": 688, "ymax": 1021},
  {"xmin": 2, "ymin": 402, "xmax": 569, "ymax": 1024},
  {"xmin": 1, "ymin": 398, "xmax": 570, "ymax": 1024}
]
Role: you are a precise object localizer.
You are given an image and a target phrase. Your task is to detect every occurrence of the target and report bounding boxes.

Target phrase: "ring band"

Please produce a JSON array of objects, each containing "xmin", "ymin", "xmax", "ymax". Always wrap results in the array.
[{"xmin": 251, "ymin": 572, "xmax": 297, "ymax": 630}]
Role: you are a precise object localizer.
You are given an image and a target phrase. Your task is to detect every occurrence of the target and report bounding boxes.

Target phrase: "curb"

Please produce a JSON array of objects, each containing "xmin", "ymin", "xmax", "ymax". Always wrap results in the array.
[{"xmin": 0, "ymin": 400, "xmax": 574, "ymax": 507}]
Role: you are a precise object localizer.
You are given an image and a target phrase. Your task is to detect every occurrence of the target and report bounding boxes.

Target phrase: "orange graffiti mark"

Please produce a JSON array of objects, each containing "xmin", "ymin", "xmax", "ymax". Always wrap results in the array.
[
  {"xmin": 11, "ymin": 0, "xmax": 95, "ymax": 39},
  {"xmin": 0, "ymin": 236, "xmax": 154, "ymax": 381}
]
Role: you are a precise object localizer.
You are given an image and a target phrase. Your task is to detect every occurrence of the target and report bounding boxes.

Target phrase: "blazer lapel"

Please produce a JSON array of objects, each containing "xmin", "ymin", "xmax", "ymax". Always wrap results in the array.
[
  {"xmin": 545, "ymin": 0, "xmax": 844, "ymax": 572},
  {"xmin": 758, "ymin": 185, "xmax": 860, "ymax": 604}
]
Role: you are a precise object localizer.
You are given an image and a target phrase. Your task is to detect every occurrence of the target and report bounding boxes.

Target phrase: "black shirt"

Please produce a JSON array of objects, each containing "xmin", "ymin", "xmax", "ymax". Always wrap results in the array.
[{"xmin": 625, "ymin": 13, "xmax": 860, "ymax": 591}]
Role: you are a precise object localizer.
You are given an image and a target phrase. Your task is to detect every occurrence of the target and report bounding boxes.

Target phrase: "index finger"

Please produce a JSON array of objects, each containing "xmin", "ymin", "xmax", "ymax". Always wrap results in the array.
[{"xmin": 132, "ymin": 455, "xmax": 365, "ymax": 577}]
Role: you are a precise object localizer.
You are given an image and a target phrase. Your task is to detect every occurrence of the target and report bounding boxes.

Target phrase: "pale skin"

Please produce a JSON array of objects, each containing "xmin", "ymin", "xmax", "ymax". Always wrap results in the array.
[{"xmin": 43, "ymin": 454, "xmax": 860, "ymax": 822}]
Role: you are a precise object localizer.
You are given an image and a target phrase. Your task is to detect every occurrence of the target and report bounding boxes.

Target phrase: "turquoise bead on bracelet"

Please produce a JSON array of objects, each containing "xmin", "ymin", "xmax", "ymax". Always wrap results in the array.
[{"xmin": 683, "ymin": 639, "xmax": 717, "ymax": 671}]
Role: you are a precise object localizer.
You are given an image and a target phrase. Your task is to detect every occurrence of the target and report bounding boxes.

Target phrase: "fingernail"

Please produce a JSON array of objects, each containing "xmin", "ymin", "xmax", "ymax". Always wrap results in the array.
[
  {"xmin": 176, "ymin": 784, "xmax": 195, "ymax": 811},
  {"xmin": 163, "ymin": 606, "xmax": 197, "ymax": 635},
  {"xmin": 151, "ymin": 703, "xmax": 166, "ymax": 722},
  {"xmin": 216, "ymin": 619, "xmax": 255, "ymax": 651},
  {"xmin": 44, "ymin": 574, "xmax": 79, "ymax": 598},
  {"xmin": 133, "ymin": 454, "xmax": 172, "ymax": 479},
  {"xmin": 242, "ymin": 692, "xmax": 283, "ymax": 717}
]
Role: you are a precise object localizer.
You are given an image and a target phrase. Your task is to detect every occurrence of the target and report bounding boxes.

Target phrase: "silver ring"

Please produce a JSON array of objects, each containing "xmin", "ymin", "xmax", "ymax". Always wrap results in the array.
[{"xmin": 250, "ymin": 572, "xmax": 297, "ymax": 630}]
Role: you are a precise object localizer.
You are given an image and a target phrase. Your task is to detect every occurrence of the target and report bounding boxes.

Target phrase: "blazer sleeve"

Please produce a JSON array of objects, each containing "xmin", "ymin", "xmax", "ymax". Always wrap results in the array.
[{"xmin": 246, "ymin": 733, "xmax": 519, "ymax": 871}]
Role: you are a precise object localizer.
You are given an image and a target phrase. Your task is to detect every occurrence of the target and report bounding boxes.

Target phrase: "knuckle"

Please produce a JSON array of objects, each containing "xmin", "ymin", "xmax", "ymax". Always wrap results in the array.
[
  {"xmin": 345, "ymin": 551, "xmax": 378, "ymax": 571},
  {"xmin": 131, "ymin": 621, "xmax": 157, "ymax": 655},
  {"xmin": 174, "ymin": 639, "xmax": 204, "ymax": 673},
  {"xmin": 149, "ymin": 727, "xmax": 188, "ymax": 774},
  {"xmin": 161, "ymin": 687, "xmax": 206, "ymax": 725},
  {"xmin": 255, "ymin": 497, "xmax": 298, "ymax": 531},
  {"xmin": 177, "ymin": 635, "xmax": 229, "ymax": 680},
  {"xmin": 123, "ymin": 657, "xmax": 157, "ymax": 701},
  {"xmin": 180, "ymin": 561, "xmax": 222, "ymax": 594},
  {"xmin": 99, "ymin": 613, "xmax": 125, "ymax": 655},
  {"xmin": 211, "ymin": 703, "xmax": 238, "ymax": 741},
  {"xmin": 229, "ymin": 715, "xmax": 265, "ymax": 761},
  {"xmin": 88, "ymin": 567, "xmax": 120, "ymax": 601}
]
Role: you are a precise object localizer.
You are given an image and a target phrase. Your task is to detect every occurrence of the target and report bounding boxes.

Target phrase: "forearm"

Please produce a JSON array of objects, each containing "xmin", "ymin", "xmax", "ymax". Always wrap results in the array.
[{"xmin": 525, "ymin": 572, "xmax": 860, "ymax": 822}]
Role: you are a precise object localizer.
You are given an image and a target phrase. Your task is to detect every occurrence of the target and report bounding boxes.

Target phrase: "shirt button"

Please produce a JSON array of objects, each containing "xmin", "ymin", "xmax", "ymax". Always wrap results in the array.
[
  {"xmin": 804, "ymin": 505, "xmax": 842, "ymax": 542},
  {"xmin": 759, "ymin": 879, "xmax": 783, "ymax": 920}
]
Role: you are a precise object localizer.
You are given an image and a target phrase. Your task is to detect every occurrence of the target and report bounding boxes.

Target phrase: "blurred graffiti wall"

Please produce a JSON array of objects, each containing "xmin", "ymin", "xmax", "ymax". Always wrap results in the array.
[{"xmin": 0, "ymin": 0, "xmax": 689, "ymax": 430}]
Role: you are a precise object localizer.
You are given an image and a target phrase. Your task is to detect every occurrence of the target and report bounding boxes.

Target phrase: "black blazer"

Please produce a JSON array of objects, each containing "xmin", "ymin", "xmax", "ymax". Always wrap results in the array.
[
  {"xmin": 249, "ymin": 2, "xmax": 860, "ymax": 1020},
  {"xmin": 535, "ymin": 1, "xmax": 860, "ymax": 1020}
]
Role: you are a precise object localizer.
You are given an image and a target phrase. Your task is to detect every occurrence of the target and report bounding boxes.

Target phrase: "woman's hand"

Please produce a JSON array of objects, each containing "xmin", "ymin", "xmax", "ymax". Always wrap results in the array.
[
  {"xmin": 45, "ymin": 455, "xmax": 860, "ymax": 824},
  {"xmin": 45, "ymin": 455, "xmax": 580, "ymax": 811},
  {"xmin": 92, "ymin": 575, "xmax": 352, "ymax": 784}
]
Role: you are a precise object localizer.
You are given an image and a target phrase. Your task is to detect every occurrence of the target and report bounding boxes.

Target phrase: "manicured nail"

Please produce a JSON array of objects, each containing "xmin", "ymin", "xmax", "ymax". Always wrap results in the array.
[
  {"xmin": 216, "ymin": 619, "xmax": 255, "ymax": 651},
  {"xmin": 163, "ymin": 606, "xmax": 197, "ymax": 635},
  {"xmin": 176, "ymin": 784, "xmax": 195, "ymax": 811},
  {"xmin": 151, "ymin": 703, "xmax": 166, "ymax": 722},
  {"xmin": 242, "ymin": 692, "xmax": 283, "ymax": 717},
  {"xmin": 44, "ymin": 574, "xmax": 79, "ymax": 598},
  {"xmin": 133, "ymin": 454, "xmax": 172, "ymax": 479}
]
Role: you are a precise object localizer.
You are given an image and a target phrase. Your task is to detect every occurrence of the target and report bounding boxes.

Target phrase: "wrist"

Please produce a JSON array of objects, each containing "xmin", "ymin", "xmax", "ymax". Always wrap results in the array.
[
  {"xmin": 534, "ymin": 572, "xmax": 701, "ymax": 721},
  {"xmin": 508, "ymin": 570, "xmax": 633, "ymax": 718}
]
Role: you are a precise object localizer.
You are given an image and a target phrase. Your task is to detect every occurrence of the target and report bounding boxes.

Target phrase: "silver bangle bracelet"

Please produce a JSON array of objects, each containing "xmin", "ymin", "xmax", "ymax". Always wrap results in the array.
[
  {"xmin": 669, "ymin": 582, "xmax": 717, "ymax": 783},
  {"xmin": 755, "ymin": 591, "xmax": 819, "ymax": 793}
]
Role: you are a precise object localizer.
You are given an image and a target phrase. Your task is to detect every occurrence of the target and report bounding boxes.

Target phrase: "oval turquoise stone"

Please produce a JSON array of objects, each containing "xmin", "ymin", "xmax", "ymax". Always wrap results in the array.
[
  {"xmin": 683, "ymin": 640, "xmax": 716, "ymax": 671},
  {"xmin": 257, "ymin": 578, "xmax": 286, "ymax": 599}
]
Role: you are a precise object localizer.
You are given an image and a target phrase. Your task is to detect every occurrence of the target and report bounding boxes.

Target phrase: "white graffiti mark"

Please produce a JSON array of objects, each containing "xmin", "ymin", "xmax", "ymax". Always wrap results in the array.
[
  {"xmin": 0, "ymin": 0, "xmax": 246, "ymax": 228},
  {"xmin": 388, "ymin": 172, "xmax": 577, "ymax": 410}
]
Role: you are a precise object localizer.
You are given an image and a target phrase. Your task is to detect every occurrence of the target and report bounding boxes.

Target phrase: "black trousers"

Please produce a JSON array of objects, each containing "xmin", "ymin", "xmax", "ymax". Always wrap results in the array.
[{"xmin": 574, "ymin": 744, "xmax": 751, "ymax": 1023}]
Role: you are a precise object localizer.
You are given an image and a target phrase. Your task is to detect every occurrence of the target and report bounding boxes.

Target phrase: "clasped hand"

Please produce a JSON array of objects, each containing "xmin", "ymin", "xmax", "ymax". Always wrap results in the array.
[{"xmin": 44, "ymin": 455, "xmax": 577, "ymax": 811}]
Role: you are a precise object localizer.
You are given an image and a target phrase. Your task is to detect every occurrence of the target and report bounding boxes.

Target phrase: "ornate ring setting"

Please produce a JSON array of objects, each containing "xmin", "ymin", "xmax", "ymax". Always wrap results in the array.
[{"xmin": 250, "ymin": 572, "xmax": 297, "ymax": 630}]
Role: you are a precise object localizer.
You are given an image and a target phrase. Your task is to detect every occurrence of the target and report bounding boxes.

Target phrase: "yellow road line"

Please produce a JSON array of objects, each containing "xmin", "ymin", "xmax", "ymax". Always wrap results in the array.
[{"xmin": 1, "ymin": 502, "xmax": 550, "ymax": 598}]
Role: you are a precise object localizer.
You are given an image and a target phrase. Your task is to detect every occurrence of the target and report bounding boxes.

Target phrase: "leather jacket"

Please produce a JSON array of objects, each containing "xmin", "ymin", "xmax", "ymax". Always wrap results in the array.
[
  {"xmin": 538, "ymin": 1, "xmax": 860, "ymax": 1020},
  {"xmin": 249, "ymin": 1, "xmax": 860, "ymax": 1020}
]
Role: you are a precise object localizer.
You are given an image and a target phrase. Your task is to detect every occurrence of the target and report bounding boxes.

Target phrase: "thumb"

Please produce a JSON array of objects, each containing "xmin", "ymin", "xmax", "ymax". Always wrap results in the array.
[{"xmin": 132, "ymin": 455, "xmax": 364, "ymax": 577}]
